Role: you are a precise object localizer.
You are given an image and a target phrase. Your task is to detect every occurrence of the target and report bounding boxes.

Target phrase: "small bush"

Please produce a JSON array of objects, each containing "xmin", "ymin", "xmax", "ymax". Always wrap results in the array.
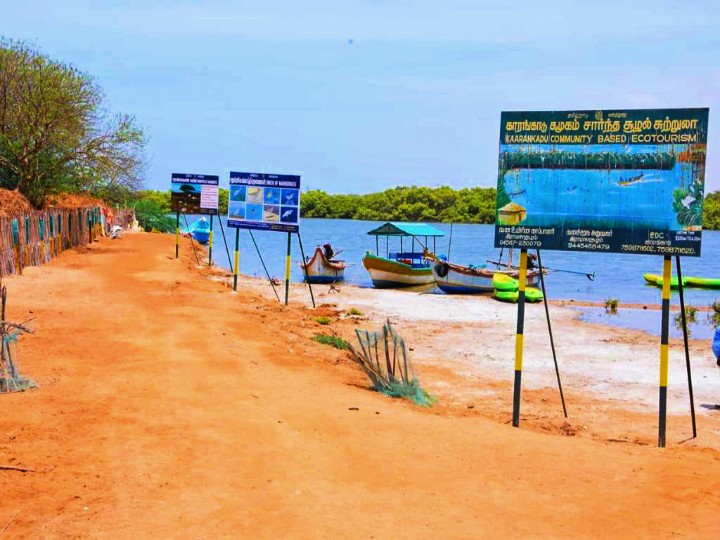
[
  {"xmin": 312, "ymin": 334, "xmax": 351, "ymax": 350},
  {"xmin": 605, "ymin": 298, "xmax": 619, "ymax": 313},
  {"xmin": 707, "ymin": 300, "xmax": 720, "ymax": 327},
  {"xmin": 315, "ymin": 316, "xmax": 332, "ymax": 325},
  {"xmin": 134, "ymin": 200, "xmax": 175, "ymax": 233},
  {"xmin": 348, "ymin": 308, "xmax": 364, "ymax": 316},
  {"xmin": 674, "ymin": 305, "xmax": 697, "ymax": 336}
]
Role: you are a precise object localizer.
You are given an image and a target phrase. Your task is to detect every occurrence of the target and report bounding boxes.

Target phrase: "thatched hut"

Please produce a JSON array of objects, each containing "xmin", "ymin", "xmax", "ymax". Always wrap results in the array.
[{"xmin": 498, "ymin": 202, "xmax": 527, "ymax": 225}]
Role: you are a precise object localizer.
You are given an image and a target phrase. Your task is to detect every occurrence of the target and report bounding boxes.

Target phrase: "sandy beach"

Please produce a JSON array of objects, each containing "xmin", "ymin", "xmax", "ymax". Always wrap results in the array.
[{"xmin": 1, "ymin": 231, "xmax": 719, "ymax": 538}]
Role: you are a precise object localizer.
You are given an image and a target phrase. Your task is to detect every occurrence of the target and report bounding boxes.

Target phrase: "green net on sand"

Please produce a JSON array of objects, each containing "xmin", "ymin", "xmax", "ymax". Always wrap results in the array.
[{"xmin": 351, "ymin": 319, "xmax": 434, "ymax": 407}]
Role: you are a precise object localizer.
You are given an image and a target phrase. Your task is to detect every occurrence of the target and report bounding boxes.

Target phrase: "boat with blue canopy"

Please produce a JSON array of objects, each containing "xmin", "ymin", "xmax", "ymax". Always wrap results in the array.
[{"xmin": 362, "ymin": 222, "xmax": 444, "ymax": 288}]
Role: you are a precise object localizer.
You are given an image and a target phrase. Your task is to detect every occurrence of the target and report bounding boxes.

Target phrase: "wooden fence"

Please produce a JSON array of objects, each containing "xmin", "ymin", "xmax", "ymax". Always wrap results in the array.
[{"xmin": 0, "ymin": 206, "xmax": 134, "ymax": 276}]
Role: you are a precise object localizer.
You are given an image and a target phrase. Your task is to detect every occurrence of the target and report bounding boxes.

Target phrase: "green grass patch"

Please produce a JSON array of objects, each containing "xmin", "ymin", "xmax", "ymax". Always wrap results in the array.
[
  {"xmin": 315, "ymin": 316, "xmax": 332, "ymax": 325},
  {"xmin": 348, "ymin": 308, "xmax": 364, "ymax": 316},
  {"xmin": 312, "ymin": 334, "xmax": 351, "ymax": 350}
]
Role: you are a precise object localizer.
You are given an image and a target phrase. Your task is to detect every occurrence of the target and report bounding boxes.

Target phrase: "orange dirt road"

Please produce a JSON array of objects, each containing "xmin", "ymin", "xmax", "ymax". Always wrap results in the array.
[{"xmin": 1, "ymin": 232, "xmax": 719, "ymax": 538}]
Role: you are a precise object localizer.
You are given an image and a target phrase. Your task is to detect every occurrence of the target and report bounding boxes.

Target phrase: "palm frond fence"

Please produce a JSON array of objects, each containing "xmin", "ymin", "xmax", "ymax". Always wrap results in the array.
[{"xmin": 0, "ymin": 207, "xmax": 134, "ymax": 276}]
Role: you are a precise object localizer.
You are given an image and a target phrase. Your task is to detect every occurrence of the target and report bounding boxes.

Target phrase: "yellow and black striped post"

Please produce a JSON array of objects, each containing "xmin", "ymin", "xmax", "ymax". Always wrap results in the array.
[
  {"xmin": 175, "ymin": 212, "xmax": 180, "ymax": 259},
  {"xmin": 233, "ymin": 228, "xmax": 240, "ymax": 291},
  {"xmin": 512, "ymin": 249, "xmax": 528, "ymax": 427},
  {"xmin": 658, "ymin": 255, "xmax": 672, "ymax": 447},
  {"xmin": 284, "ymin": 232, "xmax": 292, "ymax": 305},
  {"xmin": 208, "ymin": 215, "xmax": 214, "ymax": 267}
]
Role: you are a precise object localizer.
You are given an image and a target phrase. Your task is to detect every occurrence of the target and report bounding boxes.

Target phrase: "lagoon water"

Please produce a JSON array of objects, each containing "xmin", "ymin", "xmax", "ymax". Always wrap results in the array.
[
  {"xmin": 187, "ymin": 216, "xmax": 720, "ymax": 339},
  {"xmin": 196, "ymin": 217, "xmax": 720, "ymax": 309}
]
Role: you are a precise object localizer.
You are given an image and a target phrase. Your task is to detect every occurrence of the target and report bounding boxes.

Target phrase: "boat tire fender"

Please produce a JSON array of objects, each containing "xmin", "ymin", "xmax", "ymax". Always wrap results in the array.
[{"xmin": 436, "ymin": 263, "xmax": 449, "ymax": 278}]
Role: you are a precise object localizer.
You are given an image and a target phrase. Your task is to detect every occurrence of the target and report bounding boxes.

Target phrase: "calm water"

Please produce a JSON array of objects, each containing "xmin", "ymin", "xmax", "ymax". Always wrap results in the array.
[{"xmin": 190, "ymin": 217, "xmax": 720, "ymax": 308}]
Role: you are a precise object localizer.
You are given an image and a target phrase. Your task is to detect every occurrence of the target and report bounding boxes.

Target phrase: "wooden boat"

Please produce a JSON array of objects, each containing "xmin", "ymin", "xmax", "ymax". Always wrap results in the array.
[
  {"xmin": 427, "ymin": 253, "xmax": 541, "ymax": 294},
  {"xmin": 299, "ymin": 247, "xmax": 347, "ymax": 284},
  {"xmin": 362, "ymin": 222, "xmax": 444, "ymax": 288}
]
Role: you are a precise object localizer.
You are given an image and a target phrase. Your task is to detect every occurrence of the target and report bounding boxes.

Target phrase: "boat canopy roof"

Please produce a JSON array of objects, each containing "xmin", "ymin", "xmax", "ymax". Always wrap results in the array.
[{"xmin": 366, "ymin": 222, "xmax": 445, "ymax": 237}]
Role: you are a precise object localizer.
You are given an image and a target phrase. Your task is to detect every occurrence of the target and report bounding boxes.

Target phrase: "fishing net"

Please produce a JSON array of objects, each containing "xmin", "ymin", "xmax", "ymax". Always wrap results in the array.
[
  {"xmin": 0, "ymin": 285, "xmax": 36, "ymax": 393},
  {"xmin": 0, "ymin": 322, "xmax": 36, "ymax": 393},
  {"xmin": 351, "ymin": 319, "xmax": 434, "ymax": 406}
]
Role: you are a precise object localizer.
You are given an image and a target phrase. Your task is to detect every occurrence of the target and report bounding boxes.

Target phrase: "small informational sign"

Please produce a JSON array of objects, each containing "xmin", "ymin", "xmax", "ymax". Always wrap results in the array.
[
  {"xmin": 171, "ymin": 173, "xmax": 219, "ymax": 215},
  {"xmin": 494, "ymin": 108, "xmax": 709, "ymax": 256},
  {"xmin": 227, "ymin": 172, "xmax": 301, "ymax": 232}
]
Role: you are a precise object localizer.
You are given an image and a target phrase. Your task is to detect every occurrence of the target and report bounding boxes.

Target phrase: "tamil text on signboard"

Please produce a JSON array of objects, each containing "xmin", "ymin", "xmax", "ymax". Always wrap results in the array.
[
  {"xmin": 493, "ymin": 108, "xmax": 709, "ymax": 256},
  {"xmin": 227, "ymin": 172, "xmax": 301, "ymax": 233},
  {"xmin": 171, "ymin": 173, "xmax": 219, "ymax": 215}
]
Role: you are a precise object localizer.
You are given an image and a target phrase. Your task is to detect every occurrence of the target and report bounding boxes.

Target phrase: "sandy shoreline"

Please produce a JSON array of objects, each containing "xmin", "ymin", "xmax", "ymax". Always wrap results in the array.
[
  {"xmin": 243, "ymin": 268, "xmax": 720, "ymax": 419},
  {"xmin": 1, "ymin": 232, "xmax": 719, "ymax": 538}
]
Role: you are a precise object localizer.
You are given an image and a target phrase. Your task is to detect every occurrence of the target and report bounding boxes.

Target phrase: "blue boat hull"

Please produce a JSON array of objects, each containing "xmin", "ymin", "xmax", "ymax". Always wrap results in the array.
[{"xmin": 192, "ymin": 231, "xmax": 210, "ymax": 244}]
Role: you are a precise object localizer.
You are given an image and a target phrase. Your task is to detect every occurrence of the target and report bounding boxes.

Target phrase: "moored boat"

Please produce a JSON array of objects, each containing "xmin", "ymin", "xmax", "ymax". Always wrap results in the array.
[
  {"xmin": 427, "ymin": 251, "xmax": 541, "ymax": 294},
  {"xmin": 362, "ymin": 222, "xmax": 444, "ymax": 288},
  {"xmin": 431, "ymin": 259, "xmax": 496, "ymax": 293},
  {"xmin": 181, "ymin": 217, "xmax": 211, "ymax": 244},
  {"xmin": 299, "ymin": 246, "xmax": 347, "ymax": 284}
]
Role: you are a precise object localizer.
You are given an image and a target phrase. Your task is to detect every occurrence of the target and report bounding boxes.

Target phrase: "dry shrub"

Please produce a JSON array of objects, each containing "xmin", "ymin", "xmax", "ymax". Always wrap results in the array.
[{"xmin": 0, "ymin": 189, "xmax": 34, "ymax": 218}]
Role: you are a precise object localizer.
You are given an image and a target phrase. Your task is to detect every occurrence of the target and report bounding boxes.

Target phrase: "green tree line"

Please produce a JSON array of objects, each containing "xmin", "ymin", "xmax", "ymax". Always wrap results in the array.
[
  {"xmin": 134, "ymin": 185, "xmax": 720, "ymax": 228},
  {"xmin": 300, "ymin": 186, "xmax": 498, "ymax": 223}
]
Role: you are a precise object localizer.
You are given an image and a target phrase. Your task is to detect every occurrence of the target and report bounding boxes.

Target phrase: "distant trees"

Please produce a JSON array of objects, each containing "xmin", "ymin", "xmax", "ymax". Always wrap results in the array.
[
  {"xmin": 301, "ymin": 185, "xmax": 498, "ymax": 223},
  {"xmin": 0, "ymin": 39, "xmax": 146, "ymax": 206},
  {"xmin": 703, "ymin": 191, "xmax": 720, "ymax": 229},
  {"xmin": 130, "ymin": 185, "xmax": 720, "ymax": 229}
]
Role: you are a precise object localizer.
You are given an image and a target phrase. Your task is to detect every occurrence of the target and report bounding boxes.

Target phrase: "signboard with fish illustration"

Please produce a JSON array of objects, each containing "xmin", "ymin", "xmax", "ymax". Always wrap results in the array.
[
  {"xmin": 494, "ymin": 108, "xmax": 709, "ymax": 256},
  {"xmin": 227, "ymin": 172, "xmax": 301, "ymax": 232},
  {"xmin": 171, "ymin": 173, "xmax": 219, "ymax": 215}
]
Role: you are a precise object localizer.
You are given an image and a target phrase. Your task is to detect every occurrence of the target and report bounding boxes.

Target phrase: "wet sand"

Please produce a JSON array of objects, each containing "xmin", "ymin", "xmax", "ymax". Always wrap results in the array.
[{"xmin": 1, "ymin": 231, "xmax": 719, "ymax": 538}]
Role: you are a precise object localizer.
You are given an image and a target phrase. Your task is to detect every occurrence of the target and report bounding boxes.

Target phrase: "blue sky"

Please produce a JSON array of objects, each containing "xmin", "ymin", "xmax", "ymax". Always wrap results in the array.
[{"xmin": 2, "ymin": 0, "xmax": 719, "ymax": 193}]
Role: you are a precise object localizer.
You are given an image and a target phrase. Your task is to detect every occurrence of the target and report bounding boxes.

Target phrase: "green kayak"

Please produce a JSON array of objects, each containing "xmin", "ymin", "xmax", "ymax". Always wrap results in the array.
[
  {"xmin": 494, "ymin": 287, "xmax": 544, "ymax": 303},
  {"xmin": 643, "ymin": 273, "xmax": 684, "ymax": 289},
  {"xmin": 685, "ymin": 276, "xmax": 720, "ymax": 289},
  {"xmin": 642, "ymin": 273, "xmax": 720, "ymax": 289},
  {"xmin": 492, "ymin": 273, "xmax": 518, "ymax": 292}
]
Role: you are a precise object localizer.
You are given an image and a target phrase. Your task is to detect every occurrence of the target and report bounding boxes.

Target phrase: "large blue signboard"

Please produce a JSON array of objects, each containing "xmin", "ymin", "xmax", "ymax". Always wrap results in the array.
[
  {"xmin": 228, "ymin": 172, "xmax": 301, "ymax": 233},
  {"xmin": 171, "ymin": 173, "xmax": 219, "ymax": 215},
  {"xmin": 494, "ymin": 108, "xmax": 709, "ymax": 256}
]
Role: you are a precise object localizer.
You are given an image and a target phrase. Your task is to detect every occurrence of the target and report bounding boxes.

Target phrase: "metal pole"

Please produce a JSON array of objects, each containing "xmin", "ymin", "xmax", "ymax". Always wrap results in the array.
[
  {"xmin": 658, "ymin": 255, "xmax": 672, "ymax": 447},
  {"xmin": 512, "ymin": 249, "xmax": 528, "ymax": 427},
  {"xmin": 536, "ymin": 250, "xmax": 567, "ymax": 418},
  {"xmin": 218, "ymin": 216, "xmax": 233, "ymax": 274},
  {"xmin": 233, "ymin": 228, "xmax": 240, "ymax": 291},
  {"xmin": 284, "ymin": 232, "xmax": 291, "ymax": 305},
  {"xmin": 175, "ymin": 211, "xmax": 180, "ymax": 258},
  {"xmin": 181, "ymin": 213, "xmax": 201, "ymax": 267},
  {"xmin": 208, "ymin": 215, "xmax": 214, "ymax": 267},
  {"xmin": 447, "ymin": 223, "xmax": 453, "ymax": 260},
  {"xmin": 248, "ymin": 230, "xmax": 281, "ymax": 303},
  {"xmin": 675, "ymin": 256, "xmax": 697, "ymax": 438},
  {"xmin": 296, "ymin": 233, "xmax": 316, "ymax": 308}
]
